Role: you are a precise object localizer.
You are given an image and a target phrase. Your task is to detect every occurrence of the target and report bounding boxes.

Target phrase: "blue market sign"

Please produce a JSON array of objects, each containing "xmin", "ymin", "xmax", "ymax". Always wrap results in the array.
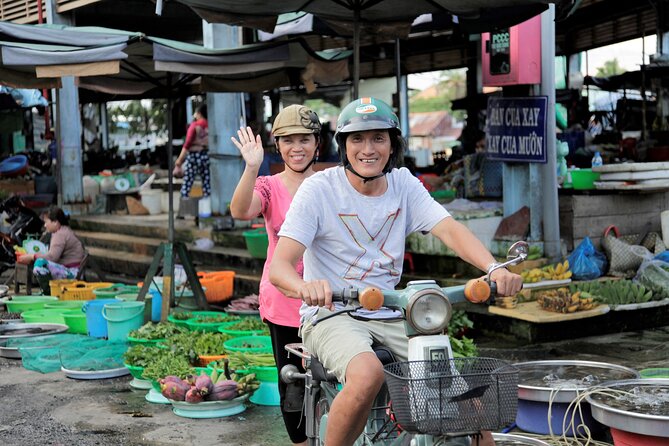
[{"xmin": 486, "ymin": 97, "xmax": 547, "ymax": 163}]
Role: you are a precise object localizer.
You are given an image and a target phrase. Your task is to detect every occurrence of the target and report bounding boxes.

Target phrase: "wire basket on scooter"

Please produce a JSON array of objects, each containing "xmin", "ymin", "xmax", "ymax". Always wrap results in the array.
[{"xmin": 383, "ymin": 358, "xmax": 518, "ymax": 436}]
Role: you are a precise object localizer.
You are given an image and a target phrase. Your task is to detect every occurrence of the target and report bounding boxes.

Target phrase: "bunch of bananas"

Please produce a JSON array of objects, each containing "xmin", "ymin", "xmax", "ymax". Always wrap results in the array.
[
  {"xmin": 536, "ymin": 288, "xmax": 596, "ymax": 313},
  {"xmin": 520, "ymin": 260, "xmax": 572, "ymax": 283}
]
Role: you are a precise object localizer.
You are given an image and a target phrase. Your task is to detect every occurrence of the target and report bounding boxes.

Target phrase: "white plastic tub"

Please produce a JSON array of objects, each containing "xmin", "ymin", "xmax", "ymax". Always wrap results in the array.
[{"xmin": 140, "ymin": 189, "xmax": 162, "ymax": 215}]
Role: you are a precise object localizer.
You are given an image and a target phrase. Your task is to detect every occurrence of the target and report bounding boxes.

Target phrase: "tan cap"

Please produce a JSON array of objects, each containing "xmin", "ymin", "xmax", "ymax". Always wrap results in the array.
[{"xmin": 271, "ymin": 104, "xmax": 321, "ymax": 137}]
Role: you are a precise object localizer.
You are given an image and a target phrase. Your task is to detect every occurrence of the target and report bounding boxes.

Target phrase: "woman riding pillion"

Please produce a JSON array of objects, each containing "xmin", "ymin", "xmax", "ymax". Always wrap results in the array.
[
  {"xmin": 270, "ymin": 97, "xmax": 523, "ymax": 446},
  {"xmin": 230, "ymin": 104, "xmax": 322, "ymax": 446}
]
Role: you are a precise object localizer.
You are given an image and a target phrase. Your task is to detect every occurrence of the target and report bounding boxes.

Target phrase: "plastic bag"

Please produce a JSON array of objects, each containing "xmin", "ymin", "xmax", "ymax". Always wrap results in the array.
[
  {"xmin": 567, "ymin": 237, "xmax": 607, "ymax": 280},
  {"xmin": 635, "ymin": 259, "xmax": 669, "ymax": 298},
  {"xmin": 655, "ymin": 250, "xmax": 669, "ymax": 263}
]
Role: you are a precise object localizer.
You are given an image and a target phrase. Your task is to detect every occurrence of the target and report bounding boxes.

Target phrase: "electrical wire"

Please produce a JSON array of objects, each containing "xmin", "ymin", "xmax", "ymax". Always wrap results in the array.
[{"xmin": 532, "ymin": 384, "xmax": 634, "ymax": 446}]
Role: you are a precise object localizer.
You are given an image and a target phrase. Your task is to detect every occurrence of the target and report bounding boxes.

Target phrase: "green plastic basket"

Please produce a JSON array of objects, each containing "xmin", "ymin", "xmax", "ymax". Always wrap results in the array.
[
  {"xmin": 571, "ymin": 168, "xmax": 601, "ymax": 190},
  {"xmin": 186, "ymin": 319, "xmax": 237, "ymax": 333},
  {"xmin": 43, "ymin": 300, "xmax": 85, "ymax": 310},
  {"xmin": 249, "ymin": 365, "xmax": 278, "ymax": 383},
  {"xmin": 5, "ymin": 296, "xmax": 58, "ymax": 313},
  {"xmin": 224, "ymin": 336, "xmax": 273, "ymax": 354},
  {"xmin": 62, "ymin": 310, "xmax": 87, "ymax": 334},
  {"xmin": 127, "ymin": 336, "xmax": 165, "ymax": 347},
  {"xmin": 168, "ymin": 310, "xmax": 228, "ymax": 328},
  {"xmin": 242, "ymin": 228, "xmax": 269, "ymax": 259},
  {"xmin": 124, "ymin": 363, "xmax": 146, "ymax": 380},
  {"xmin": 20, "ymin": 308, "xmax": 70, "ymax": 324},
  {"xmin": 93, "ymin": 284, "xmax": 139, "ymax": 300},
  {"xmin": 218, "ymin": 326, "xmax": 267, "ymax": 338}
]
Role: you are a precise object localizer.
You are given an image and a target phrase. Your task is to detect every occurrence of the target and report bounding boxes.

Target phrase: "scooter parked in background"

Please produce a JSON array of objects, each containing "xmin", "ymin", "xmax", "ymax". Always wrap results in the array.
[
  {"xmin": 282, "ymin": 241, "xmax": 529, "ymax": 446},
  {"xmin": 0, "ymin": 196, "xmax": 44, "ymax": 274}
]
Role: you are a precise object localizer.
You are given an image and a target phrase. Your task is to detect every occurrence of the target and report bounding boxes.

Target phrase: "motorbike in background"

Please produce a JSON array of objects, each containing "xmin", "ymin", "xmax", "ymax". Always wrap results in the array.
[
  {"xmin": 282, "ymin": 241, "xmax": 529, "ymax": 446},
  {"xmin": 0, "ymin": 195, "xmax": 44, "ymax": 274}
]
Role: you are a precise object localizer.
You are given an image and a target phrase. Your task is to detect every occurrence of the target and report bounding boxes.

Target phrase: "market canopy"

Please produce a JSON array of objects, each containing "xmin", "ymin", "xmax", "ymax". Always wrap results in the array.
[
  {"xmin": 170, "ymin": 0, "xmax": 554, "ymax": 96},
  {"xmin": 172, "ymin": 0, "xmax": 552, "ymax": 32},
  {"xmin": 0, "ymin": 21, "xmax": 352, "ymax": 99}
]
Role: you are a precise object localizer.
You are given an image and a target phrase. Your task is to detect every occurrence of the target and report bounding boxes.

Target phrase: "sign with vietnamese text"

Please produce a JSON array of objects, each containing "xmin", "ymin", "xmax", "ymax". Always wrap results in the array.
[{"xmin": 486, "ymin": 97, "xmax": 547, "ymax": 163}]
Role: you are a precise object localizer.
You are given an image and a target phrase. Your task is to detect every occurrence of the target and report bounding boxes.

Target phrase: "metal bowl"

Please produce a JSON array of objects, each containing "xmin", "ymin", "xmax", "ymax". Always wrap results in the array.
[
  {"xmin": 492, "ymin": 433, "xmax": 550, "ymax": 445},
  {"xmin": 516, "ymin": 360, "xmax": 639, "ymax": 403},
  {"xmin": 586, "ymin": 378, "xmax": 669, "ymax": 437},
  {"xmin": 0, "ymin": 323, "xmax": 69, "ymax": 340}
]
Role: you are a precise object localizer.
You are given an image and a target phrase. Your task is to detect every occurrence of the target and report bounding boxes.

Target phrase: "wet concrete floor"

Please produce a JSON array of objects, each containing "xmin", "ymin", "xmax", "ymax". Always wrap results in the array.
[{"xmin": 0, "ymin": 326, "xmax": 667, "ymax": 446}]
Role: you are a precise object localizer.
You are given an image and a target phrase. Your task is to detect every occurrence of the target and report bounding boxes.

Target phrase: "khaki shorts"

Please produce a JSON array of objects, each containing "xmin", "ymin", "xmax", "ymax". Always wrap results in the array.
[{"xmin": 300, "ymin": 307, "xmax": 408, "ymax": 383}]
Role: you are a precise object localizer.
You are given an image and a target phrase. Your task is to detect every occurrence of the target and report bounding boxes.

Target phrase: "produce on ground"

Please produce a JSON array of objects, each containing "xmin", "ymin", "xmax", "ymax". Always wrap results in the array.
[
  {"xmin": 225, "ymin": 318, "xmax": 269, "ymax": 333},
  {"xmin": 569, "ymin": 280, "xmax": 655, "ymax": 306},
  {"xmin": 227, "ymin": 351, "xmax": 276, "ymax": 370},
  {"xmin": 142, "ymin": 352, "xmax": 194, "ymax": 381},
  {"xmin": 194, "ymin": 315, "xmax": 240, "ymax": 324},
  {"xmin": 129, "ymin": 322, "xmax": 185, "ymax": 340},
  {"xmin": 521, "ymin": 260, "xmax": 572, "ymax": 283},
  {"xmin": 162, "ymin": 331, "xmax": 231, "ymax": 364},
  {"xmin": 225, "ymin": 294, "xmax": 259, "ymax": 311},
  {"xmin": 536, "ymin": 287, "xmax": 596, "ymax": 313},
  {"xmin": 0, "ymin": 311, "xmax": 21, "ymax": 320},
  {"xmin": 160, "ymin": 368, "xmax": 259, "ymax": 402},
  {"xmin": 123, "ymin": 345, "xmax": 166, "ymax": 368}
]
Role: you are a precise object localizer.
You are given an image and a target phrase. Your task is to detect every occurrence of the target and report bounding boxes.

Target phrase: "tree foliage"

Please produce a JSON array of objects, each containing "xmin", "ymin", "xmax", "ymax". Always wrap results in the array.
[
  {"xmin": 108, "ymin": 100, "xmax": 168, "ymax": 137},
  {"xmin": 409, "ymin": 69, "xmax": 466, "ymax": 120},
  {"xmin": 595, "ymin": 58, "xmax": 625, "ymax": 78}
]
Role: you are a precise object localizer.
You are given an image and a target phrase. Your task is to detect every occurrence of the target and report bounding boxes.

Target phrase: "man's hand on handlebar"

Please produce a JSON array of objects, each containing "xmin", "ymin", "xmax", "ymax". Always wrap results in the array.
[
  {"xmin": 297, "ymin": 280, "xmax": 334, "ymax": 310},
  {"xmin": 489, "ymin": 268, "xmax": 523, "ymax": 296}
]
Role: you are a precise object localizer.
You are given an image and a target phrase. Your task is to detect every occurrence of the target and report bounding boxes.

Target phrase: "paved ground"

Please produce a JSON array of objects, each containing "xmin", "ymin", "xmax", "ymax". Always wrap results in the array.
[{"xmin": 1, "ymin": 326, "xmax": 667, "ymax": 446}]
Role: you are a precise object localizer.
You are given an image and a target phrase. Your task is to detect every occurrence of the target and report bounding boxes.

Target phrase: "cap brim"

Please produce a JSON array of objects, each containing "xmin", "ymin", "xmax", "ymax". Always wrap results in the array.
[{"xmin": 272, "ymin": 125, "xmax": 319, "ymax": 137}]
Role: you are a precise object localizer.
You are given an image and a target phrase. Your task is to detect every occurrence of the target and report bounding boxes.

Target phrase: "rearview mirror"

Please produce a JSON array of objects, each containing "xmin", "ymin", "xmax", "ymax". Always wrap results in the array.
[{"xmin": 507, "ymin": 241, "xmax": 529, "ymax": 261}]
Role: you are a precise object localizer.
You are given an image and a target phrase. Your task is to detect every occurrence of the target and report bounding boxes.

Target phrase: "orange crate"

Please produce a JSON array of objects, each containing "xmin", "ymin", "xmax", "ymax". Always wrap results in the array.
[
  {"xmin": 60, "ymin": 282, "xmax": 96, "ymax": 300},
  {"xmin": 199, "ymin": 271, "xmax": 235, "ymax": 303},
  {"xmin": 49, "ymin": 279, "xmax": 77, "ymax": 297}
]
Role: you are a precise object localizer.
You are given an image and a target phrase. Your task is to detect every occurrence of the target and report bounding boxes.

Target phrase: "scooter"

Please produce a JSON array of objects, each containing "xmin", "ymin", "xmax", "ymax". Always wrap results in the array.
[
  {"xmin": 0, "ymin": 196, "xmax": 44, "ymax": 273},
  {"xmin": 281, "ymin": 241, "xmax": 529, "ymax": 446}
]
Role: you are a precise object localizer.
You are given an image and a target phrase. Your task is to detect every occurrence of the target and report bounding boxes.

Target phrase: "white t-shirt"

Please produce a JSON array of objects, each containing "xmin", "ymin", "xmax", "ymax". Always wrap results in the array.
[{"xmin": 279, "ymin": 166, "xmax": 451, "ymax": 322}]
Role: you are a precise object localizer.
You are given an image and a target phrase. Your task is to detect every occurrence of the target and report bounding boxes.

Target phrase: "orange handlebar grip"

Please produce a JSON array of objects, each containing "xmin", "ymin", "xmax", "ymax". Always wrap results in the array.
[
  {"xmin": 464, "ymin": 279, "xmax": 491, "ymax": 303},
  {"xmin": 359, "ymin": 287, "xmax": 384, "ymax": 311}
]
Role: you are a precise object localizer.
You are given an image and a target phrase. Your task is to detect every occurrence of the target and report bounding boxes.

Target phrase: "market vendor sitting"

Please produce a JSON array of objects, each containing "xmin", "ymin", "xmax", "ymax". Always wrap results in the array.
[
  {"xmin": 422, "ymin": 128, "xmax": 486, "ymax": 194},
  {"xmin": 17, "ymin": 207, "xmax": 85, "ymax": 292}
]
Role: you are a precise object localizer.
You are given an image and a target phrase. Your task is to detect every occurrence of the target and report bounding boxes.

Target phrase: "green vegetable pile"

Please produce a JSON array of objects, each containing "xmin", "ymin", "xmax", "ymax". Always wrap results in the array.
[
  {"xmin": 129, "ymin": 322, "xmax": 185, "ymax": 340},
  {"xmin": 123, "ymin": 345, "xmax": 165, "ymax": 368},
  {"xmin": 142, "ymin": 351, "xmax": 194, "ymax": 381},
  {"xmin": 195, "ymin": 315, "xmax": 240, "ymax": 324},
  {"xmin": 225, "ymin": 318, "xmax": 269, "ymax": 333},
  {"xmin": 162, "ymin": 331, "xmax": 231, "ymax": 363}
]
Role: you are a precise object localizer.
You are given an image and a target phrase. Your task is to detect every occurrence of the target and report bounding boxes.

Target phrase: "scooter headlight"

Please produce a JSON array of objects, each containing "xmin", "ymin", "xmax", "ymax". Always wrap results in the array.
[{"xmin": 406, "ymin": 289, "xmax": 452, "ymax": 334}]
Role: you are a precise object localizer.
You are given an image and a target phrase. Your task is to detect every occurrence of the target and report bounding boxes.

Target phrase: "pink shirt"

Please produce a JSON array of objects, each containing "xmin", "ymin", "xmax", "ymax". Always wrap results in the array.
[{"xmin": 254, "ymin": 175, "xmax": 303, "ymax": 327}]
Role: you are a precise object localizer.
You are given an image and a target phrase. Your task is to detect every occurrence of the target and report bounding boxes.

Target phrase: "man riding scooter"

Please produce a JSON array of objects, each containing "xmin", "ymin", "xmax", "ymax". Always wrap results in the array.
[{"xmin": 270, "ymin": 97, "xmax": 523, "ymax": 446}]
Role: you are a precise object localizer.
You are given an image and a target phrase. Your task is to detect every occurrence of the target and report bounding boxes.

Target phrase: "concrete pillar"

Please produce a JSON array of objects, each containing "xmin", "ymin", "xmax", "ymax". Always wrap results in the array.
[
  {"xmin": 202, "ymin": 22, "xmax": 244, "ymax": 214},
  {"xmin": 540, "ymin": 5, "xmax": 561, "ymax": 260},
  {"xmin": 399, "ymin": 76, "xmax": 409, "ymax": 138},
  {"xmin": 46, "ymin": 0, "xmax": 83, "ymax": 205},
  {"xmin": 100, "ymin": 103, "xmax": 109, "ymax": 150}
]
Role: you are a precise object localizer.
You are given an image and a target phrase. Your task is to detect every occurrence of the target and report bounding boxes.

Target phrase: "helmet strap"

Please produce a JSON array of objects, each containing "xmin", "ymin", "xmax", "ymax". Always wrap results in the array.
[{"xmin": 345, "ymin": 164, "xmax": 386, "ymax": 183}]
